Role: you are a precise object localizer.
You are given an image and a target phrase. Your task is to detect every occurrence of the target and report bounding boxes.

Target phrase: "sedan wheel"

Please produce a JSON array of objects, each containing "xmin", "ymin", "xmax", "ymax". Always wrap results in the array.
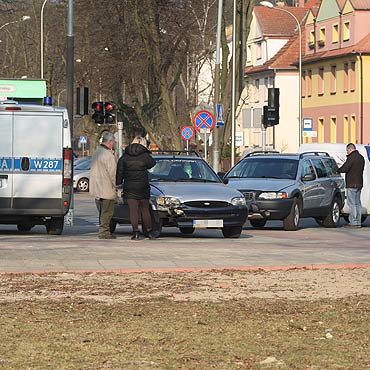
[
  {"xmin": 77, "ymin": 178, "xmax": 89, "ymax": 192},
  {"xmin": 250, "ymin": 219, "xmax": 267, "ymax": 228},
  {"xmin": 222, "ymin": 226, "xmax": 242, "ymax": 238}
]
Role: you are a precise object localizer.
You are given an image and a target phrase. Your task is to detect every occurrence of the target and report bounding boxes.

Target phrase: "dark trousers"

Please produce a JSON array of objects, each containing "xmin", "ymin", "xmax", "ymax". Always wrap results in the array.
[
  {"xmin": 95, "ymin": 198, "xmax": 115, "ymax": 237},
  {"xmin": 127, "ymin": 199, "xmax": 152, "ymax": 232}
]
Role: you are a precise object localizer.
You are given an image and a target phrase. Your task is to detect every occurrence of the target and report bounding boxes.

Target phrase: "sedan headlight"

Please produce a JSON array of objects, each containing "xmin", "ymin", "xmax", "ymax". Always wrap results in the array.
[
  {"xmin": 231, "ymin": 196, "xmax": 247, "ymax": 206},
  {"xmin": 258, "ymin": 192, "xmax": 288, "ymax": 200},
  {"xmin": 156, "ymin": 196, "xmax": 181, "ymax": 207}
]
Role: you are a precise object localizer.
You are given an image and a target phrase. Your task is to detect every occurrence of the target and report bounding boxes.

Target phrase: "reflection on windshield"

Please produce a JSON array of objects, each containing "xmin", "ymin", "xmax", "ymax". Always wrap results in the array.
[
  {"xmin": 227, "ymin": 158, "xmax": 298, "ymax": 180},
  {"xmin": 149, "ymin": 159, "xmax": 220, "ymax": 183}
]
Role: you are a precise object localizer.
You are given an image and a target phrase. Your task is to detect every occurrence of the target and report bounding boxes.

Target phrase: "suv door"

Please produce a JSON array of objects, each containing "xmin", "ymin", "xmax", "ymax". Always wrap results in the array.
[
  {"xmin": 310, "ymin": 158, "xmax": 331, "ymax": 209},
  {"xmin": 300, "ymin": 159, "xmax": 321, "ymax": 212}
]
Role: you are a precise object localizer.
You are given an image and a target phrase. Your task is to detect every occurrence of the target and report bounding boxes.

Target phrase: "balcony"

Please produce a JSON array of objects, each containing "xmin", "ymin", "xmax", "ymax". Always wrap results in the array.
[
  {"xmin": 308, "ymin": 41, "xmax": 315, "ymax": 50},
  {"xmin": 318, "ymin": 40, "xmax": 325, "ymax": 48}
]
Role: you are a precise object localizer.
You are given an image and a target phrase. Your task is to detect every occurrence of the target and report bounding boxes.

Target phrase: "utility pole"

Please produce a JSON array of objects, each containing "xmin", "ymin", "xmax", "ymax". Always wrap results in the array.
[
  {"xmin": 211, "ymin": 0, "xmax": 223, "ymax": 172},
  {"xmin": 66, "ymin": 0, "xmax": 74, "ymax": 138}
]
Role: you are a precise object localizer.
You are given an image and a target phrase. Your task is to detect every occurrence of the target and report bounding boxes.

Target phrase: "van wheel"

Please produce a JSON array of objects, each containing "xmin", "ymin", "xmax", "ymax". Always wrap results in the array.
[
  {"xmin": 77, "ymin": 178, "xmax": 89, "ymax": 192},
  {"xmin": 222, "ymin": 226, "xmax": 242, "ymax": 238},
  {"xmin": 179, "ymin": 227, "xmax": 195, "ymax": 234},
  {"xmin": 283, "ymin": 198, "xmax": 301, "ymax": 231},
  {"xmin": 110, "ymin": 220, "xmax": 117, "ymax": 234},
  {"xmin": 46, "ymin": 217, "xmax": 64, "ymax": 235},
  {"xmin": 250, "ymin": 219, "xmax": 267, "ymax": 228},
  {"xmin": 17, "ymin": 224, "xmax": 34, "ymax": 232},
  {"xmin": 322, "ymin": 197, "xmax": 341, "ymax": 228}
]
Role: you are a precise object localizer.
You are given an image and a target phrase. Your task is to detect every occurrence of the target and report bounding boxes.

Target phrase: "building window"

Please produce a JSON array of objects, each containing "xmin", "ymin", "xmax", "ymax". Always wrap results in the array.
[
  {"xmin": 350, "ymin": 61, "xmax": 356, "ymax": 91},
  {"xmin": 330, "ymin": 116, "xmax": 337, "ymax": 143},
  {"xmin": 302, "ymin": 71, "xmax": 306, "ymax": 98},
  {"xmin": 318, "ymin": 118, "xmax": 325, "ymax": 143},
  {"xmin": 343, "ymin": 63, "xmax": 349, "ymax": 92},
  {"xmin": 330, "ymin": 65, "xmax": 337, "ymax": 94},
  {"xmin": 319, "ymin": 27, "xmax": 326, "ymax": 46},
  {"xmin": 264, "ymin": 78, "xmax": 269, "ymax": 101},
  {"xmin": 350, "ymin": 115, "xmax": 356, "ymax": 142},
  {"xmin": 332, "ymin": 24, "xmax": 339, "ymax": 43},
  {"xmin": 309, "ymin": 30, "xmax": 315, "ymax": 49},
  {"xmin": 343, "ymin": 115, "xmax": 349, "ymax": 143},
  {"xmin": 254, "ymin": 79, "xmax": 260, "ymax": 102},
  {"xmin": 343, "ymin": 21, "xmax": 350, "ymax": 41},
  {"xmin": 256, "ymin": 42, "xmax": 262, "ymax": 60},
  {"xmin": 318, "ymin": 67, "xmax": 325, "ymax": 95},
  {"xmin": 307, "ymin": 70, "xmax": 312, "ymax": 97},
  {"xmin": 247, "ymin": 45, "xmax": 252, "ymax": 62}
]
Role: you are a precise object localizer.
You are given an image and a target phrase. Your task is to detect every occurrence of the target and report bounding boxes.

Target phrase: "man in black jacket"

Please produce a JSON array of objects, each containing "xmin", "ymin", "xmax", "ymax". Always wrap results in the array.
[{"xmin": 338, "ymin": 143, "xmax": 365, "ymax": 228}]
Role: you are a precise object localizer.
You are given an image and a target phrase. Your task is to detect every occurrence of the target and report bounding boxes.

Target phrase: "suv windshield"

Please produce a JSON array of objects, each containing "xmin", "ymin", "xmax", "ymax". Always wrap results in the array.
[
  {"xmin": 227, "ymin": 157, "xmax": 299, "ymax": 180},
  {"xmin": 149, "ymin": 158, "xmax": 220, "ymax": 183}
]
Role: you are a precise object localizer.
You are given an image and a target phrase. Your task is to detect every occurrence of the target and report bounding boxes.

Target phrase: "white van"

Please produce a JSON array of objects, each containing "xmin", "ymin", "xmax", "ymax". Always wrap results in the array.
[
  {"xmin": 0, "ymin": 101, "xmax": 72, "ymax": 234},
  {"xmin": 299, "ymin": 143, "xmax": 370, "ymax": 222}
]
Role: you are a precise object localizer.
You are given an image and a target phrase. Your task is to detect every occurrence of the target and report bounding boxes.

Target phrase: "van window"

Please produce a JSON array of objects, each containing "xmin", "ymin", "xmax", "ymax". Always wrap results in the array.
[
  {"xmin": 311, "ymin": 158, "xmax": 328, "ymax": 178},
  {"xmin": 322, "ymin": 158, "xmax": 339, "ymax": 176}
]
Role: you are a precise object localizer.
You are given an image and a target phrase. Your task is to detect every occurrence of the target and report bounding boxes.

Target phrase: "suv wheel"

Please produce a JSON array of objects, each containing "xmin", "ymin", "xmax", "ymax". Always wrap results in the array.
[
  {"xmin": 322, "ymin": 197, "xmax": 341, "ymax": 228},
  {"xmin": 222, "ymin": 226, "xmax": 242, "ymax": 238},
  {"xmin": 283, "ymin": 198, "xmax": 301, "ymax": 231},
  {"xmin": 250, "ymin": 219, "xmax": 267, "ymax": 228}
]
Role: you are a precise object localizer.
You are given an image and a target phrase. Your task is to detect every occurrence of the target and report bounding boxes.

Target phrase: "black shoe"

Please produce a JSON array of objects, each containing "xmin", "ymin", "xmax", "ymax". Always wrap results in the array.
[
  {"xmin": 131, "ymin": 231, "xmax": 144, "ymax": 240},
  {"xmin": 147, "ymin": 230, "xmax": 159, "ymax": 240}
]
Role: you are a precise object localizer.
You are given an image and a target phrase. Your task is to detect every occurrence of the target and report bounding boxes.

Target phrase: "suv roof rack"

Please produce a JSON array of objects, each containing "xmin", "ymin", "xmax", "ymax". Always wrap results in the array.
[
  {"xmin": 244, "ymin": 150, "xmax": 280, "ymax": 157},
  {"xmin": 151, "ymin": 150, "xmax": 201, "ymax": 157},
  {"xmin": 299, "ymin": 151, "xmax": 330, "ymax": 159}
]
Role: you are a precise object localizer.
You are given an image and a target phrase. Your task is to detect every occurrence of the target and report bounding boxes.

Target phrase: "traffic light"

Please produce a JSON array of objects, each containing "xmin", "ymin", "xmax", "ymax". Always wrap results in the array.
[
  {"xmin": 263, "ymin": 88, "xmax": 280, "ymax": 128},
  {"xmin": 104, "ymin": 102, "xmax": 116, "ymax": 124},
  {"xmin": 92, "ymin": 102, "xmax": 104, "ymax": 124}
]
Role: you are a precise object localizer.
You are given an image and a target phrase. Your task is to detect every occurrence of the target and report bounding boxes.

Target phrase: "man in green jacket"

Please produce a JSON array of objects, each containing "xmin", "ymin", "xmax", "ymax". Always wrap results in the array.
[{"xmin": 90, "ymin": 132, "xmax": 117, "ymax": 239}]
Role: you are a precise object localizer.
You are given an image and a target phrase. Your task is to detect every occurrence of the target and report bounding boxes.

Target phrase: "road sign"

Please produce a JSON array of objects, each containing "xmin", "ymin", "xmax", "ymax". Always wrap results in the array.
[
  {"xmin": 303, "ymin": 131, "xmax": 317, "ymax": 138},
  {"xmin": 235, "ymin": 132, "xmax": 244, "ymax": 146},
  {"xmin": 79, "ymin": 136, "xmax": 88, "ymax": 144},
  {"xmin": 302, "ymin": 118, "xmax": 313, "ymax": 131},
  {"xmin": 193, "ymin": 110, "xmax": 215, "ymax": 132},
  {"xmin": 181, "ymin": 126, "xmax": 195, "ymax": 141},
  {"xmin": 216, "ymin": 103, "xmax": 225, "ymax": 127}
]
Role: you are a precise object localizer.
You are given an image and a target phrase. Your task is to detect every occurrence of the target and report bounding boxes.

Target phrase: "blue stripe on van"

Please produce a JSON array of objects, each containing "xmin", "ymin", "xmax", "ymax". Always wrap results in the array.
[
  {"xmin": 365, "ymin": 146, "xmax": 370, "ymax": 161},
  {"xmin": 14, "ymin": 158, "xmax": 63, "ymax": 172}
]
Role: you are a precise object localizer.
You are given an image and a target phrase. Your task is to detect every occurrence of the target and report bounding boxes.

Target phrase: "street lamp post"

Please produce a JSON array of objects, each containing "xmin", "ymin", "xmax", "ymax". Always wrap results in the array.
[
  {"xmin": 40, "ymin": 0, "xmax": 49, "ymax": 79},
  {"xmin": 231, "ymin": 0, "xmax": 237, "ymax": 167},
  {"xmin": 260, "ymin": 1, "xmax": 302, "ymax": 147}
]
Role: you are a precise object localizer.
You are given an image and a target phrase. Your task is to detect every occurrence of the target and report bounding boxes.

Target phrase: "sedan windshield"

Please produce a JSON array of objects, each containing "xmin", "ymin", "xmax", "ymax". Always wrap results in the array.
[
  {"xmin": 227, "ymin": 158, "xmax": 298, "ymax": 180},
  {"xmin": 149, "ymin": 158, "xmax": 220, "ymax": 183}
]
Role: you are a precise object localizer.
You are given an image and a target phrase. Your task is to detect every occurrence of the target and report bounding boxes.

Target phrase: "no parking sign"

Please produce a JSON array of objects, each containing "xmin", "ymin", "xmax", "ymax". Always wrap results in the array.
[{"xmin": 181, "ymin": 126, "xmax": 195, "ymax": 141}]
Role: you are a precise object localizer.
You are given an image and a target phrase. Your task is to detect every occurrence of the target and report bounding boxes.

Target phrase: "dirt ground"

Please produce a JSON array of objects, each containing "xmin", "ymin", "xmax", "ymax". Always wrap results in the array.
[{"xmin": 0, "ymin": 268, "xmax": 369, "ymax": 369}]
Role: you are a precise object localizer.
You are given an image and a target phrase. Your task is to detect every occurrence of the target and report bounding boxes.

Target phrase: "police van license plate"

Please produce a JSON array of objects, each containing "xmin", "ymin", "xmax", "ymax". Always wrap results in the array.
[{"xmin": 193, "ymin": 219, "xmax": 223, "ymax": 228}]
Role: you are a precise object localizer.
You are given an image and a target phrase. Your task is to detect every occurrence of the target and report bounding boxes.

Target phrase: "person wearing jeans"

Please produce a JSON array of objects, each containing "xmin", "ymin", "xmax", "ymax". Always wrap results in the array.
[{"xmin": 338, "ymin": 143, "xmax": 365, "ymax": 228}]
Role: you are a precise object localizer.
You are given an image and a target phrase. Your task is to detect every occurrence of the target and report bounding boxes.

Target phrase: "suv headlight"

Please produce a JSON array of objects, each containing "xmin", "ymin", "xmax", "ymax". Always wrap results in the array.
[
  {"xmin": 156, "ymin": 196, "xmax": 181, "ymax": 207},
  {"xmin": 258, "ymin": 192, "xmax": 288, "ymax": 200},
  {"xmin": 231, "ymin": 196, "xmax": 246, "ymax": 206}
]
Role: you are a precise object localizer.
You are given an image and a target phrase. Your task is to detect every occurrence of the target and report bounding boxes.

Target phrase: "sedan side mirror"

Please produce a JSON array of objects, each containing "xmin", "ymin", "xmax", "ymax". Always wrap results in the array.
[
  {"xmin": 222, "ymin": 178, "xmax": 229, "ymax": 184},
  {"xmin": 301, "ymin": 173, "xmax": 316, "ymax": 182}
]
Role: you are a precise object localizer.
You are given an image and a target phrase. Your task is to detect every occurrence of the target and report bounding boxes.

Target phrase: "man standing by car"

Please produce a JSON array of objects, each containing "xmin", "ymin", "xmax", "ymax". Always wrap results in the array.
[
  {"xmin": 90, "ymin": 132, "xmax": 117, "ymax": 239},
  {"xmin": 338, "ymin": 143, "xmax": 365, "ymax": 228}
]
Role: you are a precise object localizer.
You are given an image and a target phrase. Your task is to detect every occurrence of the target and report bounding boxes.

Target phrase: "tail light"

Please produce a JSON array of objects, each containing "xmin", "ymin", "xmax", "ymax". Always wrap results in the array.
[{"xmin": 63, "ymin": 148, "xmax": 73, "ymax": 185}]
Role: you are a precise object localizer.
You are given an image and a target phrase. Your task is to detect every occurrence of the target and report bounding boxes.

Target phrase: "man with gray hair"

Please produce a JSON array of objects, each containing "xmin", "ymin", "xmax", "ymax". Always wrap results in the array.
[
  {"xmin": 90, "ymin": 132, "xmax": 117, "ymax": 239},
  {"xmin": 338, "ymin": 143, "xmax": 365, "ymax": 228}
]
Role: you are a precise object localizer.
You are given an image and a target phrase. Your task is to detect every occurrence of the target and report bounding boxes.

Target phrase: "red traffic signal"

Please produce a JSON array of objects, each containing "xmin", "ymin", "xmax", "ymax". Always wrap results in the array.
[
  {"xmin": 92, "ymin": 102, "xmax": 104, "ymax": 124},
  {"xmin": 104, "ymin": 102, "xmax": 115, "ymax": 111},
  {"xmin": 104, "ymin": 101, "xmax": 116, "ymax": 124}
]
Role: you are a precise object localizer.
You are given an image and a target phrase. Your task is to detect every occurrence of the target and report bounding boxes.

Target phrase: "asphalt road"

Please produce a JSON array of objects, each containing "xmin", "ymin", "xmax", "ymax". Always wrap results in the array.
[{"xmin": 0, "ymin": 193, "xmax": 369, "ymax": 273}]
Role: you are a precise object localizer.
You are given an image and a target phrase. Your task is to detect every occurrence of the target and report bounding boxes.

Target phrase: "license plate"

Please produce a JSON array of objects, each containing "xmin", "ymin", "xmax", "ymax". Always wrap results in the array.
[{"xmin": 193, "ymin": 219, "xmax": 224, "ymax": 228}]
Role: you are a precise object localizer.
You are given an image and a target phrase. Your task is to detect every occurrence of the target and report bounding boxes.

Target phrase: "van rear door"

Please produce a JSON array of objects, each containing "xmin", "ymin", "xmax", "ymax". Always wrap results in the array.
[
  {"xmin": 0, "ymin": 112, "xmax": 13, "ymax": 210},
  {"xmin": 12, "ymin": 112, "xmax": 64, "ymax": 214}
]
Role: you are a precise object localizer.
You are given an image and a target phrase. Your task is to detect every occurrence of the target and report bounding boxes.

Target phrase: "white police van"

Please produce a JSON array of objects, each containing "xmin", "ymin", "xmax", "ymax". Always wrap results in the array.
[{"xmin": 0, "ymin": 100, "xmax": 72, "ymax": 234}]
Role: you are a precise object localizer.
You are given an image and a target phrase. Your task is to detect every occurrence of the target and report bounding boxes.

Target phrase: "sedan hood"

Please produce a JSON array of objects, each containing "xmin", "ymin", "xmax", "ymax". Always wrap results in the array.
[
  {"xmin": 150, "ymin": 182, "xmax": 243, "ymax": 202},
  {"xmin": 226, "ymin": 178, "xmax": 296, "ymax": 192}
]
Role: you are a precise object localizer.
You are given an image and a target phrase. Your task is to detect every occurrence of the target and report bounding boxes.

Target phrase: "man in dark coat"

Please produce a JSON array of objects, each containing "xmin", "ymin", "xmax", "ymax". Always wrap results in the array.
[
  {"xmin": 338, "ymin": 143, "xmax": 365, "ymax": 228},
  {"xmin": 116, "ymin": 136, "xmax": 156, "ymax": 240}
]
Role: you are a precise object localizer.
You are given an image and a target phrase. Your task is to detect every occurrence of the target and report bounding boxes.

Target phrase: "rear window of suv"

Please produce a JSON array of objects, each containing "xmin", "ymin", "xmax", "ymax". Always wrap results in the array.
[
  {"xmin": 227, "ymin": 157, "xmax": 299, "ymax": 180},
  {"xmin": 321, "ymin": 157, "xmax": 339, "ymax": 177},
  {"xmin": 311, "ymin": 158, "xmax": 328, "ymax": 178}
]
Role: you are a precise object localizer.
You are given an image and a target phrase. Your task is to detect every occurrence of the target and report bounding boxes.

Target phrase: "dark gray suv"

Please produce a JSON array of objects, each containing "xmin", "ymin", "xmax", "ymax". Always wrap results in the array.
[{"xmin": 224, "ymin": 152, "xmax": 345, "ymax": 231}]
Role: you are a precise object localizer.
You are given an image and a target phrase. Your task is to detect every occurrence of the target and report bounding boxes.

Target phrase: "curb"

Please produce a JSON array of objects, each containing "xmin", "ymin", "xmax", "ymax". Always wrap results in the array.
[{"xmin": 1, "ymin": 263, "xmax": 370, "ymax": 275}]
